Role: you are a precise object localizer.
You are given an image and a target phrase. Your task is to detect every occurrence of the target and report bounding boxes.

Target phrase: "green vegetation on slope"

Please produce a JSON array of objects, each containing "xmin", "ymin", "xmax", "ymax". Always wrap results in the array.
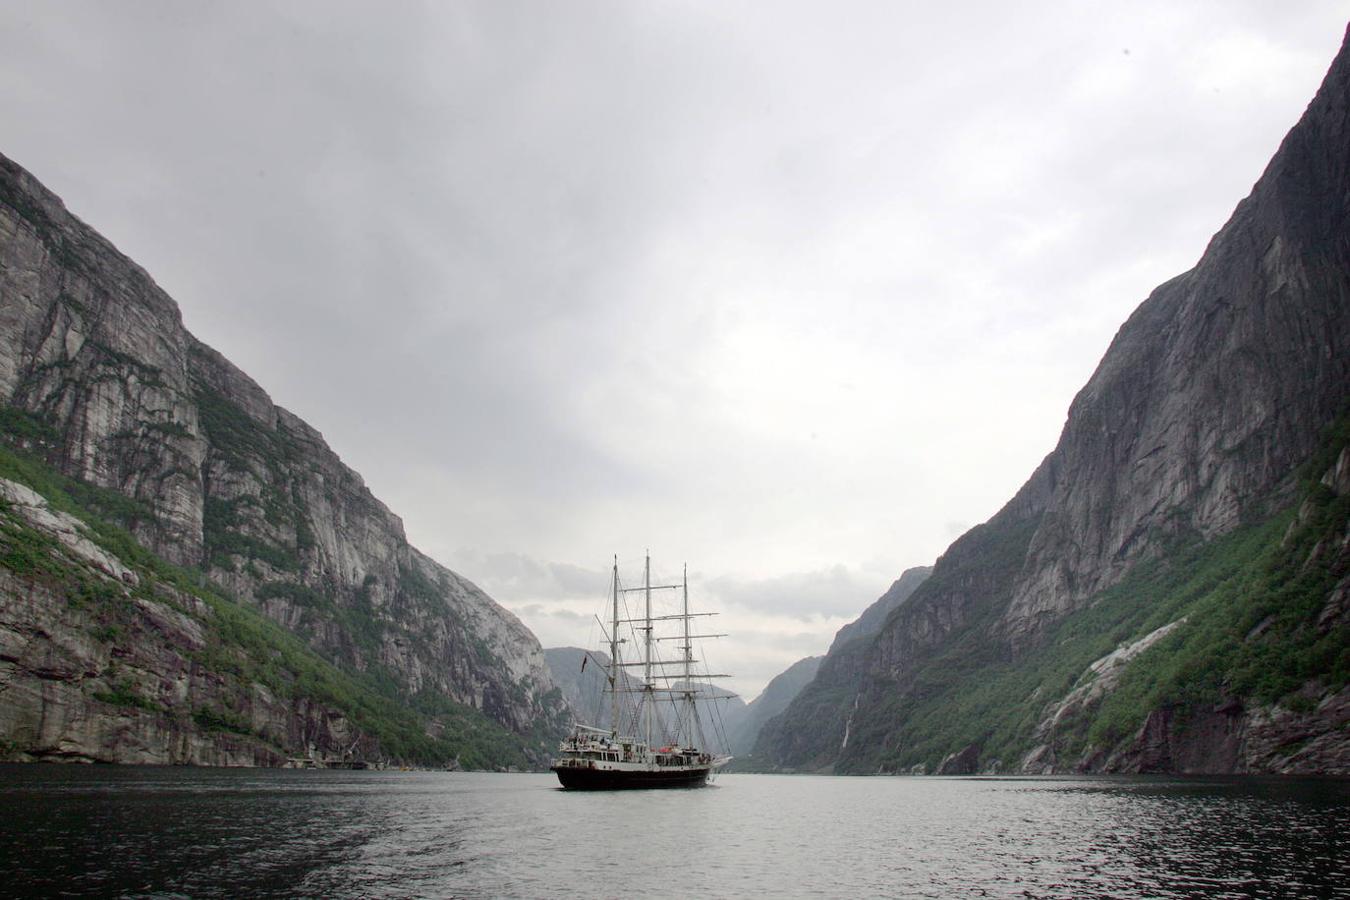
[
  {"xmin": 1075, "ymin": 423, "xmax": 1350, "ymax": 756},
  {"xmin": 0, "ymin": 408, "xmax": 543, "ymax": 768},
  {"xmin": 193, "ymin": 383, "xmax": 315, "ymax": 572},
  {"xmin": 748, "ymin": 511, "xmax": 1044, "ymax": 772},
  {"xmin": 838, "ymin": 421, "xmax": 1350, "ymax": 774},
  {"xmin": 829, "ymin": 514, "xmax": 1043, "ymax": 771}
]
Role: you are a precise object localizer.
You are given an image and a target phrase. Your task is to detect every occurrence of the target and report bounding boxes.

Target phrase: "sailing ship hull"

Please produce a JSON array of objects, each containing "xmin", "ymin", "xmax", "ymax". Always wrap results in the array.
[{"xmin": 552, "ymin": 764, "xmax": 712, "ymax": 790}]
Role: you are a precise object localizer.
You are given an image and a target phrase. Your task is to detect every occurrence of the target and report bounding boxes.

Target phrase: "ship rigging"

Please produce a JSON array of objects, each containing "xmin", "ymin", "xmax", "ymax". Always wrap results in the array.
[{"xmin": 550, "ymin": 554, "xmax": 733, "ymax": 789}]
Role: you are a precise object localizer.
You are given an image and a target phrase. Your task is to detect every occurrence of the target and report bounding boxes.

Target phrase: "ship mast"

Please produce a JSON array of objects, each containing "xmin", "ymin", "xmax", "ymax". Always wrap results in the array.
[
  {"xmin": 610, "ymin": 555, "xmax": 620, "ymax": 738},
  {"xmin": 682, "ymin": 563, "xmax": 692, "ymax": 744},
  {"xmin": 644, "ymin": 552, "xmax": 653, "ymax": 750}
]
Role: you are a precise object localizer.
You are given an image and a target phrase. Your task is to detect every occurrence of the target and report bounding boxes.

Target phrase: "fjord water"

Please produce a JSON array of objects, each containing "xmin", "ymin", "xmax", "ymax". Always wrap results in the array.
[{"xmin": 2, "ymin": 767, "xmax": 1346, "ymax": 898}]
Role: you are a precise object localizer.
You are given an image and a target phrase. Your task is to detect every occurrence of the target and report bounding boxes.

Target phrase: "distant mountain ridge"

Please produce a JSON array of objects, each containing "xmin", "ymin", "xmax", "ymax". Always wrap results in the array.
[
  {"xmin": 729, "ymin": 566, "xmax": 931, "ymax": 758},
  {"xmin": 0, "ymin": 152, "xmax": 567, "ymax": 766},
  {"xmin": 828, "ymin": 566, "xmax": 933, "ymax": 655},
  {"xmin": 728, "ymin": 655, "xmax": 822, "ymax": 756},
  {"xmin": 756, "ymin": 25, "xmax": 1350, "ymax": 775},
  {"xmin": 544, "ymin": 566, "xmax": 938, "ymax": 759}
]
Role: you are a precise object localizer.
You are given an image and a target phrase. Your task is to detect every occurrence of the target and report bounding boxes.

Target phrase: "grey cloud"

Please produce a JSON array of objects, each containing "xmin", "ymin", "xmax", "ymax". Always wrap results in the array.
[
  {"xmin": 2, "ymin": 1, "xmax": 1345, "ymax": 697},
  {"xmin": 509, "ymin": 605, "xmax": 590, "ymax": 626},
  {"xmin": 451, "ymin": 550, "xmax": 609, "ymax": 603},
  {"xmin": 704, "ymin": 566, "xmax": 890, "ymax": 621}
]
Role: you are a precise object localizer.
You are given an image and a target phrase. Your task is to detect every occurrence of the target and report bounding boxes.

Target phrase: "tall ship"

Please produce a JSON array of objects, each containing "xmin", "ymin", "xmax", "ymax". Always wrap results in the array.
[{"xmin": 550, "ymin": 555, "xmax": 733, "ymax": 790}]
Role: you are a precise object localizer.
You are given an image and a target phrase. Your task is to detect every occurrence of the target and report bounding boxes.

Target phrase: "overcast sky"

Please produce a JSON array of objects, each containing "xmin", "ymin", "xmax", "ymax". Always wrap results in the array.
[{"xmin": 1, "ymin": 2, "xmax": 1345, "ymax": 699}]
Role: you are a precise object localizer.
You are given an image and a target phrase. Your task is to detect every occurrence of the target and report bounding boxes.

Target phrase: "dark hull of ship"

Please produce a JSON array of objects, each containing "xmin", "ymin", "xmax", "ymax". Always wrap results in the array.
[{"xmin": 552, "ymin": 765, "xmax": 712, "ymax": 790}]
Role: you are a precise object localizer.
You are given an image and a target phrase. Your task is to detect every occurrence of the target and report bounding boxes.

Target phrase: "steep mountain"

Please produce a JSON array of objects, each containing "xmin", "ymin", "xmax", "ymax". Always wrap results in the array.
[
  {"xmin": 732, "ymin": 566, "xmax": 931, "ymax": 758},
  {"xmin": 757, "ymin": 25, "xmax": 1350, "ymax": 775},
  {"xmin": 752, "ymin": 565, "xmax": 934, "ymax": 766},
  {"xmin": 828, "ymin": 566, "xmax": 934, "ymax": 655},
  {"xmin": 729, "ymin": 654, "xmax": 822, "ymax": 755},
  {"xmin": 545, "ymin": 647, "xmax": 618, "ymax": 729},
  {"xmin": 0, "ymin": 152, "xmax": 567, "ymax": 765}
]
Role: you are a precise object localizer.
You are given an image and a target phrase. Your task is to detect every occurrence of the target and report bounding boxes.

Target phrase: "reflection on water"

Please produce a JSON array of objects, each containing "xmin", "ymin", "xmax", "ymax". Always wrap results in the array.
[{"xmin": 1, "ymin": 766, "xmax": 1346, "ymax": 898}]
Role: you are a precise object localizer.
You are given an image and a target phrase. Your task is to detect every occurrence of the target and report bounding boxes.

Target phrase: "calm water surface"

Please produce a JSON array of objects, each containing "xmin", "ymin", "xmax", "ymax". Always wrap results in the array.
[{"xmin": 1, "ymin": 766, "xmax": 1347, "ymax": 898}]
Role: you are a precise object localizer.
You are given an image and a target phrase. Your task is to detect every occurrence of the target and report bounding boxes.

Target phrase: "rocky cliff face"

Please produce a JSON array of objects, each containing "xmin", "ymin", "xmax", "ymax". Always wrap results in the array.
[
  {"xmin": 545, "ymin": 647, "xmax": 615, "ymax": 728},
  {"xmin": 0, "ymin": 477, "xmax": 376, "ymax": 765},
  {"xmin": 1002, "ymin": 32, "xmax": 1350, "ymax": 645},
  {"xmin": 1022, "ymin": 444, "xmax": 1350, "ymax": 775},
  {"xmin": 758, "ymin": 25, "xmax": 1350, "ymax": 775},
  {"xmin": 0, "ymin": 152, "xmax": 567, "ymax": 763}
]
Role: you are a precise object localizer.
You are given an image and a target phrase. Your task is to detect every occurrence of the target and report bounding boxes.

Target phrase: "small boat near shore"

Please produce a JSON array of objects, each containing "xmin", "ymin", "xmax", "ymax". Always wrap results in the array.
[{"xmin": 551, "ymin": 555, "xmax": 732, "ymax": 790}]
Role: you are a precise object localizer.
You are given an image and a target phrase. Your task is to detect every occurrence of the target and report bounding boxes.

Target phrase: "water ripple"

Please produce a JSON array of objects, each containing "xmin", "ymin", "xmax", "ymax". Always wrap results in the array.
[{"xmin": 1, "ymin": 767, "xmax": 1347, "ymax": 897}]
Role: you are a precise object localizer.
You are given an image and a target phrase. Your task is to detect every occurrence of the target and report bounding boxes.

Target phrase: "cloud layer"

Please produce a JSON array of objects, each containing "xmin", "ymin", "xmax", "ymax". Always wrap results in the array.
[{"xmin": 1, "ymin": 2, "xmax": 1344, "ymax": 697}]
